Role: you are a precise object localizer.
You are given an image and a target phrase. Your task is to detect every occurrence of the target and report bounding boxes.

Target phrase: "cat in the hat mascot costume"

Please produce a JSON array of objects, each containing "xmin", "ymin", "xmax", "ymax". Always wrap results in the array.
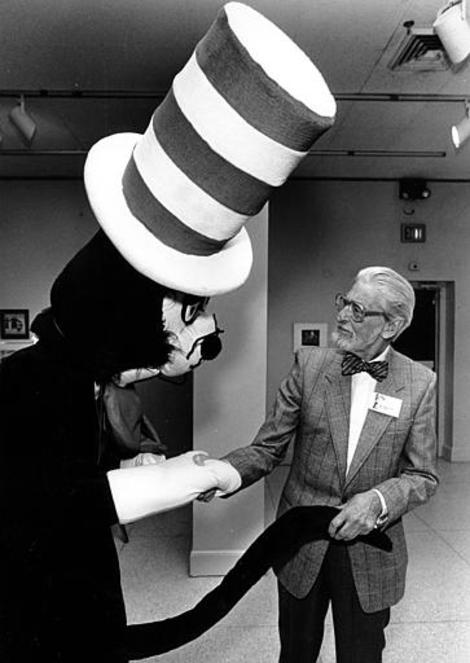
[{"xmin": 0, "ymin": 3, "xmax": 387, "ymax": 661}]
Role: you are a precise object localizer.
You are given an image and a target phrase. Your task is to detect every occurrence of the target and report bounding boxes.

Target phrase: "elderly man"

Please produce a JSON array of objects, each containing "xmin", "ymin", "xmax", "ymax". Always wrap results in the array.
[{"xmin": 221, "ymin": 266, "xmax": 439, "ymax": 663}]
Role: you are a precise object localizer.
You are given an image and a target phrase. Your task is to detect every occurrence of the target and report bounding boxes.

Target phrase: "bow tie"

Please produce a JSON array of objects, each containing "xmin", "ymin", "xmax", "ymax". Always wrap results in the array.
[{"xmin": 341, "ymin": 353, "xmax": 389, "ymax": 382}]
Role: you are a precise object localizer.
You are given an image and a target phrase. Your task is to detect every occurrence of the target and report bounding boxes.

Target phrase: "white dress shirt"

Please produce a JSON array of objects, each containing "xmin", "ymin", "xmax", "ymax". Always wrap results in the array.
[{"xmin": 347, "ymin": 346, "xmax": 390, "ymax": 518}]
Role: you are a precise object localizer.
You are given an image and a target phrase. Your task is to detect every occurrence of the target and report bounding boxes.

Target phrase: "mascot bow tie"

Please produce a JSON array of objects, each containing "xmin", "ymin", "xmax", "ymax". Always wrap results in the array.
[
  {"xmin": 125, "ymin": 506, "xmax": 391, "ymax": 659},
  {"xmin": 341, "ymin": 353, "xmax": 389, "ymax": 382}
]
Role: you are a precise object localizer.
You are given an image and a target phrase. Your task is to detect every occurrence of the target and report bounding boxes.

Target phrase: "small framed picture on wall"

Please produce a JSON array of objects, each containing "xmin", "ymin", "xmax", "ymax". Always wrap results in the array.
[
  {"xmin": 0, "ymin": 309, "xmax": 30, "ymax": 340},
  {"xmin": 293, "ymin": 322, "xmax": 328, "ymax": 353}
]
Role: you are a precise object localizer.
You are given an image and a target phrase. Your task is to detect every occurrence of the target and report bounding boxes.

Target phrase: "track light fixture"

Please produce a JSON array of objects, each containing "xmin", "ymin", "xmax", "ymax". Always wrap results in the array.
[
  {"xmin": 9, "ymin": 95, "xmax": 37, "ymax": 144},
  {"xmin": 451, "ymin": 100, "xmax": 470, "ymax": 148},
  {"xmin": 433, "ymin": 0, "xmax": 470, "ymax": 65}
]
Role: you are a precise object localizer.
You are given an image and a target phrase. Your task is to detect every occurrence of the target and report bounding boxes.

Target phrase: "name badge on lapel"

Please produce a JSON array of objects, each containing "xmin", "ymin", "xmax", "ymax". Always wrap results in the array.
[{"xmin": 370, "ymin": 392, "xmax": 402, "ymax": 418}]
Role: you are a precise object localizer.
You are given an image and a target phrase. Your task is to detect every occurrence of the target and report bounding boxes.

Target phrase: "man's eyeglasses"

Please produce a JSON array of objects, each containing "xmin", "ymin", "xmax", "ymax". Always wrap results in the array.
[{"xmin": 335, "ymin": 293, "xmax": 388, "ymax": 324}]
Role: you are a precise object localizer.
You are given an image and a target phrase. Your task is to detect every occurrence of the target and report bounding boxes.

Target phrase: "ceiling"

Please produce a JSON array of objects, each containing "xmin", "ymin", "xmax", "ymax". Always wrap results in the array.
[{"xmin": 1, "ymin": 0, "xmax": 470, "ymax": 180}]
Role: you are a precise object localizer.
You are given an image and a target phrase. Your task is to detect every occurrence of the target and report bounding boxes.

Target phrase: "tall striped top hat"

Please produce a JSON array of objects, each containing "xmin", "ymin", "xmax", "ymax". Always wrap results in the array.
[{"xmin": 84, "ymin": 1, "xmax": 336, "ymax": 296}]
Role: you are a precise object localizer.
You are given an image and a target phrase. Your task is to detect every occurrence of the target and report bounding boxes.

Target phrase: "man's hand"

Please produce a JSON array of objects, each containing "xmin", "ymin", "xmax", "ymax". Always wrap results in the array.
[
  {"xmin": 108, "ymin": 451, "xmax": 241, "ymax": 524},
  {"xmin": 197, "ymin": 488, "xmax": 217, "ymax": 503},
  {"xmin": 328, "ymin": 490, "xmax": 382, "ymax": 541}
]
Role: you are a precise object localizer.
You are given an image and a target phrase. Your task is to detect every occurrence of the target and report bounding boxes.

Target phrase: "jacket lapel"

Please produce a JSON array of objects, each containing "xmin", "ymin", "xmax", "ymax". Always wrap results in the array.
[
  {"xmin": 344, "ymin": 347, "xmax": 406, "ymax": 489},
  {"xmin": 324, "ymin": 352, "xmax": 350, "ymax": 489}
]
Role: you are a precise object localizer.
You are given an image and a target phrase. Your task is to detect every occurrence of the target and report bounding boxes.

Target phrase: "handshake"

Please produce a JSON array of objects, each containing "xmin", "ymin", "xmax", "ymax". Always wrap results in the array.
[{"xmin": 107, "ymin": 451, "xmax": 241, "ymax": 525}]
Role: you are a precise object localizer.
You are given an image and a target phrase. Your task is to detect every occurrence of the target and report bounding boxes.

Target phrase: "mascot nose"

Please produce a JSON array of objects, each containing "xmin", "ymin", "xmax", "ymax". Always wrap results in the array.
[{"xmin": 200, "ymin": 332, "xmax": 222, "ymax": 361}]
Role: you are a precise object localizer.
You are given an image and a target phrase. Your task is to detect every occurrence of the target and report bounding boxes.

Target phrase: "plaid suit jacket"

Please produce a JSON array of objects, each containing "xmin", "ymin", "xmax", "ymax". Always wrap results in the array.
[{"xmin": 224, "ymin": 346, "xmax": 439, "ymax": 612}]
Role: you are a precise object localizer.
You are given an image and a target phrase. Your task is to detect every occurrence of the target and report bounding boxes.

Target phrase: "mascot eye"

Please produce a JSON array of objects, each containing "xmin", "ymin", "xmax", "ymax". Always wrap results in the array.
[{"xmin": 181, "ymin": 296, "xmax": 210, "ymax": 325}]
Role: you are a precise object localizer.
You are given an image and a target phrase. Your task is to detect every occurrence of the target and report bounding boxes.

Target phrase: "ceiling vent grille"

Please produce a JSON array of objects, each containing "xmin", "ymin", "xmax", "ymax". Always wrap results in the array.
[{"xmin": 388, "ymin": 27, "xmax": 449, "ymax": 71}]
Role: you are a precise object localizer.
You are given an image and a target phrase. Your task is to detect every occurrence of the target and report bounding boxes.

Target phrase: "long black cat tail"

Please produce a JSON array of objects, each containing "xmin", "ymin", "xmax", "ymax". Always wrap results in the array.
[{"xmin": 125, "ymin": 505, "xmax": 391, "ymax": 660}]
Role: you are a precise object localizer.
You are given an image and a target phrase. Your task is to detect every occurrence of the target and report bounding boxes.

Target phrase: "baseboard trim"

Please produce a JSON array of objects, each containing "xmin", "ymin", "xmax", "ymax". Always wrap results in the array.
[
  {"xmin": 441, "ymin": 444, "xmax": 453, "ymax": 461},
  {"xmin": 449, "ymin": 448, "xmax": 470, "ymax": 462}
]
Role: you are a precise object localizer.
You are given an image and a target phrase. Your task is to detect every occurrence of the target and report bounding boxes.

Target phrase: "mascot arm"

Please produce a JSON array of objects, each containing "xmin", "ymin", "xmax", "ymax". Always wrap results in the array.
[{"xmin": 107, "ymin": 451, "xmax": 241, "ymax": 524}]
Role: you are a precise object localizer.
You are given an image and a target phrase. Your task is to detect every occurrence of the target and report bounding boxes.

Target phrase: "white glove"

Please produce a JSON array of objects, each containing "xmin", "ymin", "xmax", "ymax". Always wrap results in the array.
[{"xmin": 107, "ymin": 451, "xmax": 241, "ymax": 524}]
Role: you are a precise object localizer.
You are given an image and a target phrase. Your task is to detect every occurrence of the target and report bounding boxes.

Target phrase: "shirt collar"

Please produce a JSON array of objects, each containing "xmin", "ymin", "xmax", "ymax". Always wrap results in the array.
[{"xmin": 371, "ymin": 345, "xmax": 390, "ymax": 362}]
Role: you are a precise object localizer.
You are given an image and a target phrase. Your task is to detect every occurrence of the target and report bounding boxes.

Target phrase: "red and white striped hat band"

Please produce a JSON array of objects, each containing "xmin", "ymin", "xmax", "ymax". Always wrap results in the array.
[
  {"xmin": 122, "ymin": 3, "xmax": 336, "ymax": 258},
  {"xmin": 84, "ymin": 2, "xmax": 336, "ymax": 295}
]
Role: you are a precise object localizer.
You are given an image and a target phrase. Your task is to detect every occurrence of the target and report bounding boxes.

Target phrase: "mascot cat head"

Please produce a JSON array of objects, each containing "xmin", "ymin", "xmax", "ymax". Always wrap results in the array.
[{"xmin": 46, "ymin": 230, "xmax": 222, "ymax": 383}]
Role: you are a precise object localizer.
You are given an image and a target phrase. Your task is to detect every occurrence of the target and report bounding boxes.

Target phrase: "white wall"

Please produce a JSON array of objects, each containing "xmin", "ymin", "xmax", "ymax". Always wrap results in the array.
[
  {"xmin": 191, "ymin": 209, "xmax": 268, "ymax": 575},
  {"xmin": 0, "ymin": 181, "xmax": 96, "ymax": 315}
]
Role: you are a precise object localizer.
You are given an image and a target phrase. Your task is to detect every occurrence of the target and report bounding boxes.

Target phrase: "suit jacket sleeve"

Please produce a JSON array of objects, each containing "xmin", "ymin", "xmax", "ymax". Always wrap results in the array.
[
  {"xmin": 374, "ymin": 369, "xmax": 439, "ymax": 523},
  {"xmin": 222, "ymin": 350, "xmax": 305, "ymax": 490}
]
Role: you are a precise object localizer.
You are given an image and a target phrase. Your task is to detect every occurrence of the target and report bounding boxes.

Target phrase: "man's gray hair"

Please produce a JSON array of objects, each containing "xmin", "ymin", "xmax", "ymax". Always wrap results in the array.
[{"xmin": 355, "ymin": 266, "xmax": 415, "ymax": 335}]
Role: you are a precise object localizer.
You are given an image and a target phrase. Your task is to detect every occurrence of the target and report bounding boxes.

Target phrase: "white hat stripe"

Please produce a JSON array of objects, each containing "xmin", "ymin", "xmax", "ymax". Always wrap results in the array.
[
  {"xmin": 173, "ymin": 52, "xmax": 307, "ymax": 187},
  {"xmin": 133, "ymin": 122, "xmax": 249, "ymax": 241},
  {"xmin": 152, "ymin": 88, "xmax": 273, "ymax": 216},
  {"xmin": 122, "ymin": 156, "xmax": 227, "ymax": 256}
]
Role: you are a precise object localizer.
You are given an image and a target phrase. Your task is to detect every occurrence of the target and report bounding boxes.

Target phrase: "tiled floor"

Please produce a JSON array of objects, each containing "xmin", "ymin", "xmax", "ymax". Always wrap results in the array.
[{"xmin": 119, "ymin": 459, "xmax": 470, "ymax": 662}]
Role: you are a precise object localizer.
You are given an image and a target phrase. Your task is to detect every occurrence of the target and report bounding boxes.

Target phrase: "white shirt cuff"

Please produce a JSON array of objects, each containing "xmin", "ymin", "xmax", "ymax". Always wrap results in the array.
[{"xmin": 371, "ymin": 488, "xmax": 388, "ymax": 517}]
